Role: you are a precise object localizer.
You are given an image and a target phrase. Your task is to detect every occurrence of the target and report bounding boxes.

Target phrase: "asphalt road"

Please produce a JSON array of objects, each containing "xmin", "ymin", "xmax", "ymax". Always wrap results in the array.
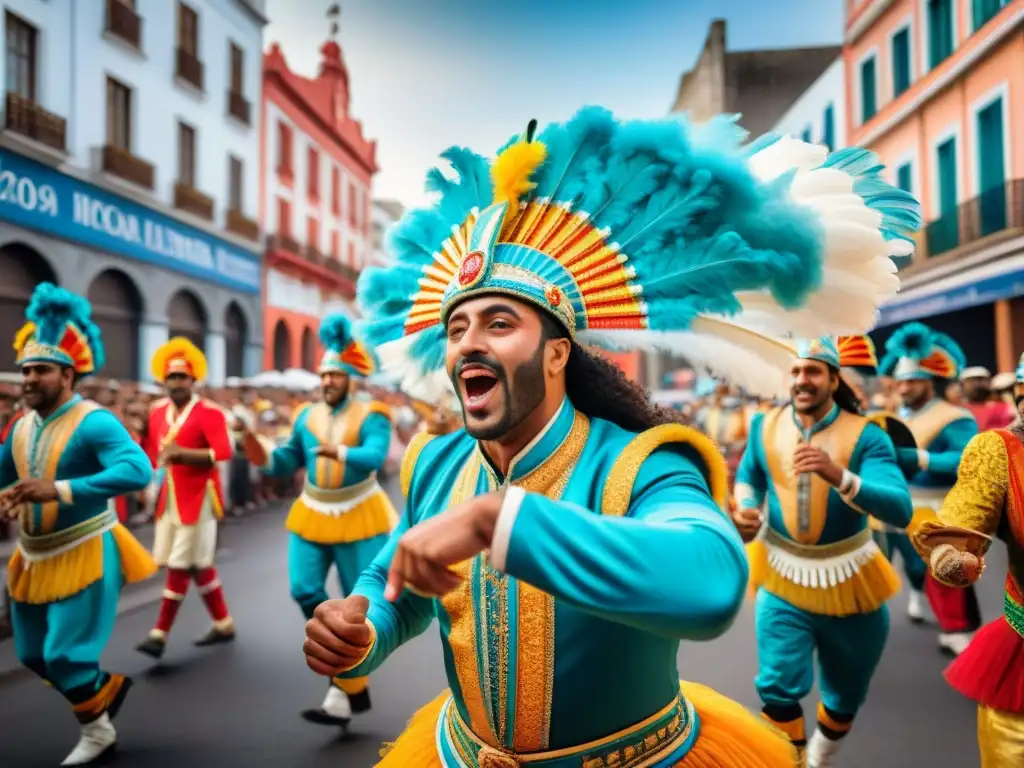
[{"xmin": 0, "ymin": 484, "xmax": 1002, "ymax": 768}]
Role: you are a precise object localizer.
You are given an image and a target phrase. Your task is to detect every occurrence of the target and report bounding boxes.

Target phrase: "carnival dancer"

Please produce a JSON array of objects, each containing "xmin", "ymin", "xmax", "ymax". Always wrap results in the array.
[
  {"xmin": 300, "ymin": 108, "xmax": 916, "ymax": 767},
  {"xmin": 910, "ymin": 352, "xmax": 1024, "ymax": 766},
  {"xmin": 0, "ymin": 283, "xmax": 156, "ymax": 765},
  {"xmin": 733, "ymin": 336, "xmax": 912, "ymax": 767},
  {"xmin": 136, "ymin": 338, "xmax": 236, "ymax": 659},
  {"xmin": 247, "ymin": 314, "xmax": 396, "ymax": 727},
  {"xmin": 878, "ymin": 323, "xmax": 979, "ymax": 655},
  {"xmin": 697, "ymin": 384, "xmax": 749, "ymax": 487}
]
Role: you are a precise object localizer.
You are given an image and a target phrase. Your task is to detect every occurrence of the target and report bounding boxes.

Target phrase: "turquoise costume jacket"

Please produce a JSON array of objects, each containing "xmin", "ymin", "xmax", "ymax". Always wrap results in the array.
[
  {"xmin": 0, "ymin": 396, "xmax": 152, "ymax": 536},
  {"xmin": 736, "ymin": 405, "xmax": 912, "ymax": 544},
  {"xmin": 898, "ymin": 399, "xmax": 977, "ymax": 491},
  {"xmin": 339, "ymin": 399, "xmax": 745, "ymax": 758}
]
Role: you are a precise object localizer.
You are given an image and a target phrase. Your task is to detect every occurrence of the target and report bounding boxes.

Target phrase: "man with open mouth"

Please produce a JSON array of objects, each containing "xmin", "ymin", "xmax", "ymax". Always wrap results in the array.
[{"xmin": 301, "ymin": 107, "xmax": 916, "ymax": 767}]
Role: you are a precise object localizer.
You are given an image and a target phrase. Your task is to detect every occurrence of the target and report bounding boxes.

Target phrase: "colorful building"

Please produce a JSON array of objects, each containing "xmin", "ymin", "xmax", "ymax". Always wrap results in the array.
[
  {"xmin": 846, "ymin": 0, "xmax": 1023, "ymax": 372},
  {"xmin": 260, "ymin": 34, "xmax": 377, "ymax": 372}
]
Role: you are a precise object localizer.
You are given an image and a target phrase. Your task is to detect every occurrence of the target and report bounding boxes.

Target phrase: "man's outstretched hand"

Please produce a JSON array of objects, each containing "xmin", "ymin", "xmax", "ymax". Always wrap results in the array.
[{"xmin": 303, "ymin": 595, "xmax": 373, "ymax": 677}]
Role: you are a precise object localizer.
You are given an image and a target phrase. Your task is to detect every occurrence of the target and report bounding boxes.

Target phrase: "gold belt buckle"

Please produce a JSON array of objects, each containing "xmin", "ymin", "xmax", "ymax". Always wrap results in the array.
[{"xmin": 479, "ymin": 746, "xmax": 520, "ymax": 768}]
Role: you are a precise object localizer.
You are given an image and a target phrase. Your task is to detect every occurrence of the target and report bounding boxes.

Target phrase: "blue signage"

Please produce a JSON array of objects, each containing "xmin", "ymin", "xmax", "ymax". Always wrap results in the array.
[
  {"xmin": 0, "ymin": 149, "xmax": 261, "ymax": 293},
  {"xmin": 877, "ymin": 265, "xmax": 1024, "ymax": 327}
]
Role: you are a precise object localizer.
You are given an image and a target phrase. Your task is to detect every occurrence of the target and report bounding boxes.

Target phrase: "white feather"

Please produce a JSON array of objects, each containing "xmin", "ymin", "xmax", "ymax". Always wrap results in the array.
[
  {"xmin": 748, "ymin": 137, "xmax": 827, "ymax": 181},
  {"xmin": 580, "ymin": 318, "xmax": 796, "ymax": 399},
  {"xmin": 375, "ymin": 335, "xmax": 456, "ymax": 403}
]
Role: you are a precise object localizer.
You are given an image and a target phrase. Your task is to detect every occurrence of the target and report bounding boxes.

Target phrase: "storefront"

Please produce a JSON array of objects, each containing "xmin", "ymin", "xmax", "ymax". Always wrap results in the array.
[{"xmin": 0, "ymin": 149, "xmax": 263, "ymax": 383}]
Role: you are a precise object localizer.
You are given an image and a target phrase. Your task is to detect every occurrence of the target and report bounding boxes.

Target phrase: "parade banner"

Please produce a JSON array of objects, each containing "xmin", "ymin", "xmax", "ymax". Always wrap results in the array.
[{"xmin": 0, "ymin": 149, "xmax": 261, "ymax": 293}]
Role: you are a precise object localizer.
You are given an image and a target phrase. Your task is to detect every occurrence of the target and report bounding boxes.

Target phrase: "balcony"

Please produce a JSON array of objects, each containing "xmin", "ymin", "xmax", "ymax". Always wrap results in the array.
[
  {"xmin": 265, "ymin": 235, "xmax": 357, "ymax": 299},
  {"xmin": 3, "ymin": 92, "xmax": 67, "ymax": 153},
  {"xmin": 105, "ymin": 0, "xmax": 143, "ymax": 51},
  {"xmin": 173, "ymin": 182, "xmax": 214, "ymax": 221},
  {"xmin": 227, "ymin": 91, "xmax": 250, "ymax": 125},
  {"xmin": 101, "ymin": 145, "xmax": 155, "ymax": 190},
  {"xmin": 175, "ymin": 48, "xmax": 204, "ymax": 92},
  {"xmin": 267, "ymin": 232, "xmax": 301, "ymax": 255},
  {"xmin": 304, "ymin": 244, "xmax": 326, "ymax": 266},
  {"xmin": 226, "ymin": 208, "xmax": 260, "ymax": 242},
  {"xmin": 908, "ymin": 179, "xmax": 1024, "ymax": 267}
]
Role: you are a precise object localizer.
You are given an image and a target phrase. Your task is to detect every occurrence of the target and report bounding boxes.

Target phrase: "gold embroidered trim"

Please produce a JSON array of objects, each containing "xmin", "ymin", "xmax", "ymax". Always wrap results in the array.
[
  {"xmin": 400, "ymin": 431, "xmax": 438, "ymax": 500},
  {"xmin": 763, "ymin": 527, "xmax": 872, "ymax": 560}
]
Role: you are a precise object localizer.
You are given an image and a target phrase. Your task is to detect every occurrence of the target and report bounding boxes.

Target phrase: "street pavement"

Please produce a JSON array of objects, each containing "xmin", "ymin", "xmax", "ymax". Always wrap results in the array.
[{"xmin": 0, "ymin": 480, "xmax": 1001, "ymax": 767}]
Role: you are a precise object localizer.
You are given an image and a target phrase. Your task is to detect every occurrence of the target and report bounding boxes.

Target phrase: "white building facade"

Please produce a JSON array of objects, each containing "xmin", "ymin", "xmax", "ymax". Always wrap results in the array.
[
  {"xmin": 770, "ymin": 57, "xmax": 847, "ymax": 151},
  {"xmin": 0, "ymin": 0, "xmax": 266, "ymax": 383}
]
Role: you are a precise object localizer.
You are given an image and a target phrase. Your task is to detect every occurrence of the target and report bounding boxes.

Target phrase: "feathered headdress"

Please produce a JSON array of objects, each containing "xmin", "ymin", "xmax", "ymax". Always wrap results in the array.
[
  {"xmin": 319, "ymin": 313, "xmax": 374, "ymax": 378},
  {"xmin": 151, "ymin": 337, "xmax": 208, "ymax": 383},
  {"xmin": 796, "ymin": 334, "xmax": 878, "ymax": 374},
  {"xmin": 879, "ymin": 322, "xmax": 964, "ymax": 381},
  {"xmin": 14, "ymin": 283, "xmax": 105, "ymax": 377},
  {"xmin": 357, "ymin": 108, "xmax": 919, "ymax": 399}
]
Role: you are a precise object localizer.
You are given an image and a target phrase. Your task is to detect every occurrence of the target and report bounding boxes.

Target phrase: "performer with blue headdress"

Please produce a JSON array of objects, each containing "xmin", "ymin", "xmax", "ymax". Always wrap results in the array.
[
  {"xmin": 0, "ymin": 283, "xmax": 156, "ymax": 765},
  {"xmin": 246, "ymin": 313, "xmax": 396, "ymax": 727},
  {"xmin": 300, "ymin": 108, "xmax": 916, "ymax": 767},
  {"xmin": 879, "ymin": 322, "xmax": 980, "ymax": 656},
  {"xmin": 734, "ymin": 335, "xmax": 911, "ymax": 767}
]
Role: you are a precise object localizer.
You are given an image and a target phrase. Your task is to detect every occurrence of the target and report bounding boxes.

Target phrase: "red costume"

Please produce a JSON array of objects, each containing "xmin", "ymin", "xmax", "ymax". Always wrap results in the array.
[
  {"xmin": 964, "ymin": 400, "xmax": 1015, "ymax": 432},
  {"xmin": 139, "ymin": 339, "xmax": 235, "ymax": 652}
]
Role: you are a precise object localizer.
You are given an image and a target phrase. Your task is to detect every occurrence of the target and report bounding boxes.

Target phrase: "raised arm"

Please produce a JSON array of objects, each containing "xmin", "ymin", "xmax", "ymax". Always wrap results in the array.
[
  {"xmin": 55, "ymin": 411, "xmax": 153, "ymax": 505},
  {"xmin": 840, "ymin": 424, "xmax": 913, "ymax": 528},
  {"xmin": 344, "ymin": 413, "xmax": 392, "ymax": 474},
  {"xmin": 260, "ymin": 416, "xmax": 308, "ymax": 478},
  {"xmin": 492, "ymin": 444, "xmax": 747, "ymax": 641}
]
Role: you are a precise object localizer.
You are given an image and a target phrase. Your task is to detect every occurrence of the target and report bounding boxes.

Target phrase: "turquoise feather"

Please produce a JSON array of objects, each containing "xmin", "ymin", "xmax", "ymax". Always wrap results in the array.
[
  {"xmin": 319, "ymin": 313, "xmax": 355, "ymax": 353},
  {"xmin": 26, "ymin": 282, "xmax": 106, "ymax": 373},
  {"xmin": 878, "ymin": 322, "xmax": 965, "ymax": 377}
]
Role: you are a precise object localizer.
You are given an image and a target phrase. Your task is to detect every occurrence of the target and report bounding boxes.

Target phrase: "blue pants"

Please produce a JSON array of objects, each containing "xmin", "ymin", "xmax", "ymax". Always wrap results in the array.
[
  {"xmin": 12, "ymin": 532, "xmax": 124, "ymax": 706},
  {"xmin": 874, "ymin": 530, "xmax": 926, "ymax": 591},
  {"xmin": 754, "ymin": 590, "xmax": 889, "ymax": 716},
  {"xmin": 288, "ymin": 533, "xmax": 387, "ymax": 620}
]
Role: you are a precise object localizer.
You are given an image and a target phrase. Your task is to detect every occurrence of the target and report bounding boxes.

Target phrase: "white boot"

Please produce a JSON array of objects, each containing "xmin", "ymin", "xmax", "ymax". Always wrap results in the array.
[
  {"xmin": 938, "ymin": 631, "xmax": 974, "ymax": 656},
  {"xmin": 907, "ymin": 590, "xmax": 926, "ymax": 622},
  {"xmin": 61, "ymin": 713, "xmax": 117, "ymax": 765},
  {"xmin": 322, "ymin": 686, "xmax": 352, "ymax": 719},
  {"xmin": 806, "ymin": 728, "xmax": 843, "ymax": 768}
]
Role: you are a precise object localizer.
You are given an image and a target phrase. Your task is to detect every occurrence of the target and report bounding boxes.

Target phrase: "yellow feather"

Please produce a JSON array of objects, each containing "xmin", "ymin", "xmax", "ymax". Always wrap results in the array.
[
  {"xmin": 150, "ymin": 336, "xmax": 209, "ymax": 383},
  {"xmin": 491, "ymin": 141, "xmax": 547, "ymax": 216},
  {"xmin": 13, "ymin": 322, "xmax": 35, "ymax": 353}
]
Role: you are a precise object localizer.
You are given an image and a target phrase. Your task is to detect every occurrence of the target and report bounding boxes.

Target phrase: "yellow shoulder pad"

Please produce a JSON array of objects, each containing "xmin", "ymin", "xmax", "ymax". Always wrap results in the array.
[
  {"xmin": 291, "ymin": 402, "xmax": 313, "ymax": 426},
  {"xmin": 366, "ymin": 400, "xmax": 393, "ymax": 421},
  {"xmin": 601, "ymin": 424, "xmax": 727, "ymax": 518},
  {"xmin": 400, "ymin": 430, "xmax": 439, "ymax": 500}
]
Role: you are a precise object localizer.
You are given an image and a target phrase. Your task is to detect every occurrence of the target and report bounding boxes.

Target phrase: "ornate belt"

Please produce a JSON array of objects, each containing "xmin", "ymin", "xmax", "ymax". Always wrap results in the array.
[
  {"xmin": 303, "ymin": 474, "xmax": 380, "ymax": 504},
  {"xmin": 443, "ymin": 693, "xmax": 695, "ymax": 768},
  {"xmin": 763, "ymin": 527, "xmax": 872, "ymax": 559},
  {"xmin": 19, "ymin": 509, "xmax": 118, "ymax": 558},
  {"xmin": 1004, "ymin": 576, "xmax": 1024, "ymax": 639}
]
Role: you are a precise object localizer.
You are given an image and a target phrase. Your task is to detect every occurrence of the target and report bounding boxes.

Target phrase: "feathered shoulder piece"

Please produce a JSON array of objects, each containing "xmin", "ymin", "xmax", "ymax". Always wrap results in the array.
[
  {"xmin": 319, "ymin": 313, "xmax": 374, "ymax": 378},
  {"xmin": 357, "ymin": 108, "xmax": 919, "ymax": 399},
  {"xmin": 151, "ymin": 337, "xmax": 208, "ymax": 383},
  {"xmin": 14, "ymin": 283, "xmax": 105, "ymax": 376},
  {"xmin": 838, "ymin": 335, "xmax": 879, "ymax": 374},
  {"xmin": 879, "ymin": 322, "xmax": 964, "ymax": 380}
]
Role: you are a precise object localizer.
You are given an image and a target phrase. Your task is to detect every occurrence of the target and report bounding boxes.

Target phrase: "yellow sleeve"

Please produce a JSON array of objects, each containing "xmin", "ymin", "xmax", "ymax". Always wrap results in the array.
[
  {"xmin": 399, "ymin": 431, "xmax": 437, "ymax": 501},
  {"xmin": 937, "ymin": 430, "xmax": 1008, "ymax": 537}
]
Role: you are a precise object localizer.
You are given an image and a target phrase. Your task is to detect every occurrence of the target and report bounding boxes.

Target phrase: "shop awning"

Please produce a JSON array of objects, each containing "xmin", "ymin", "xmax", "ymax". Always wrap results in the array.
[{"xmin": 877, "ymin": 252, "xmax": 1024, "ymax": 327}]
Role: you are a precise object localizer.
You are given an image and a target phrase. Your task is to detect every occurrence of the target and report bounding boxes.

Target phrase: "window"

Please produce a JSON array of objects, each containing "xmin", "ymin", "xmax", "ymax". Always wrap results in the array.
[
  {"xmin": 822, "ymin": 104, "xmax": 835, "ymax": 151},
  {"xmin": 331, "ymin": 167, "xmax": 341, "ymax": 216},
  {"xmin": 891, "ymin": 27, "xmax": 911, "ymax": 98},
  {"xmin": 977, "ymin": 97, "xmax": 1007, "ymax": 236},
  {"xmin": 936, "ymin": 137, "xmax": 958, "ymax": 214},
  {"xmin": 896, "ymin": 162, "xmax": 913, "ymax": 193},
  {"xmin": 347, "ymin": 241, "xmax": 356, "ymax": 267},
  {"xmin": 973, "ymin": 0, "xmax": 1006, "ymax": 31},
  {"xmin": 927, "ymin": 0, "xmax": 955, "ymax": 69},
  {"xmin": 5, "ymin": 12, "xmax": 37, "ymax": 101},
  {"xmin": 277, "ymin": 197, "xmax": 291, "ymax": 236},
  {"xmin": 178, "ymin": 3, "xmax": 199, "ymax": 56},
  {"xmin": 106, "ymin": 77, "xmax": 132, "ymax": 150},
  {"xmin": 801, "ymin": 127, "xmax": 812, "ymax": 144},
  {"xmin": 178, "ymin": 122, "xmax": 196, "ymax": 186},
  {"xmin": 306, "ymin": 216, "xmax": 319, "ymax": 251},
  {"xmin": 277, "ymin": 122, "xmax": 292, "ymax": 175},
  {"xmin": 307, "ymin": 147, "xmax": 320, "ymax": 200},
  {"xmin": 229, "ymin": 42, "xmax": 244, "ymax": 94},
  {"xmin": 860, "ymin": 55, "xmax": 877, "ymax": 122},
  {"xmin": 348, "ymin": 182, "xmax": 357, "ymax": 227},
  {"xmin": 330, "ymin": 230, "xmax": 339, "ymax": 258},
  {"xmin": 228, "ymin": 156, "xmax": 243, "ymax": 211}
]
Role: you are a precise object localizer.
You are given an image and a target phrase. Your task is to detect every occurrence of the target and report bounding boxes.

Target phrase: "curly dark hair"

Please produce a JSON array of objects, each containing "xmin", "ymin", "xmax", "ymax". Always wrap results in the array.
[{"xmin": 539, "ymin": 313, "xmax": 685, "ymax": 433}]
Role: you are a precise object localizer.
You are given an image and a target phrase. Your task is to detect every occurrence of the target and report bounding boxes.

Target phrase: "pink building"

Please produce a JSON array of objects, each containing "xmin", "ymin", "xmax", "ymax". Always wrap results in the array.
[{"xmin": 846, "ymin": 0, "xmax": 1023, "ymax": 371}]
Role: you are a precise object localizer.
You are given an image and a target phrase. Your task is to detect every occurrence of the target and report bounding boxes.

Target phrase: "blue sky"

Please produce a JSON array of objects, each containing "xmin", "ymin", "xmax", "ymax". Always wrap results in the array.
[{"xmin": 265, "ymin": 0, "xmax": 843, "ymax": 208}]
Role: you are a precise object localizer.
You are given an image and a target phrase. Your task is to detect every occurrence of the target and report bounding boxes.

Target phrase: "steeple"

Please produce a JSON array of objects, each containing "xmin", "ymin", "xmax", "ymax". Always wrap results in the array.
[{"xmin": 319, "ymin": 2, "xmax": 349, "ymax": 120}]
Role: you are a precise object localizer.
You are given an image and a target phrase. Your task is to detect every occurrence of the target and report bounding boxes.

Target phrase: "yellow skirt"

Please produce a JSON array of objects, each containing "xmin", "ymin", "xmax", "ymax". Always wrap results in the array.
[
  {"xmin": 7, "ymin": 524, "xmax": 157, "ymax": 604},
  {"xmin": 978, "ymin": 705, "xmax": 1024, "ymax": 768},
  {"xmin": 285, "ymin": 490, "xmax": 397, "ymax": 544},
  {"xmin": 376, "ymin": 682, "xmax": 797, "ymax": 768}
]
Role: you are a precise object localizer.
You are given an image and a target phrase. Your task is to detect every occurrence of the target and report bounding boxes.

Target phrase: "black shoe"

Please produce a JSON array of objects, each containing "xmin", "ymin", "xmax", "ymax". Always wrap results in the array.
[
  {"xmin": 349, "ymin": 688, "xmax": 372, "ymax": 714},
  {"xmin": 135, "ymin": 637, "xmax": 166, "ymax": 659},
  {"xmin": 194, "ymin": 627, "xmax": 236, "ymax": 647},
  {"xmin": 301, "ymin": 708, "xmax": 350, "ymax": 728}
]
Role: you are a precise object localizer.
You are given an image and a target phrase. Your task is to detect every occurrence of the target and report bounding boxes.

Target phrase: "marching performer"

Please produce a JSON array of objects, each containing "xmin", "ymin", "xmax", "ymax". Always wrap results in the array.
[
  {"xmin": 301, "ymin": 108, "xmax": 915, "ymax": 767},
  {"xmin": 696, "ymin": 383, "xmax": 749, "ymax": 487},
  {"xmin": 0, "ymin": 283, "xmax": 156, "ymax": 765},
  {"xmin": 249, "ymin": 314, "xmax": 396, "ymax": 726},
  {"xmin": 734, "ymin": 336, "xmax": 912, "ymax": 767},
  {"xmin": 911, "ymin": 352, "xmax": 1024, "ymax": 766},
  {"xmin": 878, "ymin": 323, "xmax": 979, "ymax": 655},
  {"xmin": 136, "ymin": 338, "xmax": 236, "ymax": 659}
]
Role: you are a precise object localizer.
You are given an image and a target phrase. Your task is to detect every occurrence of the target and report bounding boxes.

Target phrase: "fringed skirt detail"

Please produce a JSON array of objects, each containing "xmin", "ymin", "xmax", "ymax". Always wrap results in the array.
[{"xmin": 285, "ymin": 489, "xmax": 397, "ymax": 544}]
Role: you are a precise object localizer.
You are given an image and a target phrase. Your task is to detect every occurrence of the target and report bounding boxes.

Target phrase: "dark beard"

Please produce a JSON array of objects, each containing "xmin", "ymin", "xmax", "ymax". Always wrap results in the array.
[{"xmin": 463, "ymin": 347, "xmax": 546, "ymax": 441}]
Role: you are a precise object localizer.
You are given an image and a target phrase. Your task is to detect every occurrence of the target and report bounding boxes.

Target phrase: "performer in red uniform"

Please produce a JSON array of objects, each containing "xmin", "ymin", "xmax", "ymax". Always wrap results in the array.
[{"xmin": 135, "ymin": 338, "xmax": 236, "ymax": 659}]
